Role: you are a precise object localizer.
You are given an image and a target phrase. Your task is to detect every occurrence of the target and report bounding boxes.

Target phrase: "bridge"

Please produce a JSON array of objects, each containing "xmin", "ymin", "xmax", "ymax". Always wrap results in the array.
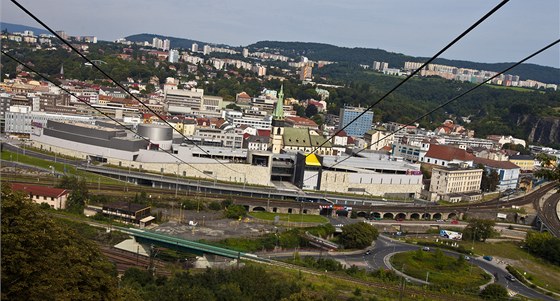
[
  {"xmin": 534, "ymin": 192, "xmax": 560, "ymax": 237},
  {"xmin": 115, "ymin": 226, "xmax": 257, "ymax": 259}
]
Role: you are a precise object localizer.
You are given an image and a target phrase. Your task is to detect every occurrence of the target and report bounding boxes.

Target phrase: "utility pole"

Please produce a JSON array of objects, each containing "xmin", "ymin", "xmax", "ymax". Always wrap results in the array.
[{"xmin": 399, "ymin": 264, "xmax": 406, "ymax": 301}]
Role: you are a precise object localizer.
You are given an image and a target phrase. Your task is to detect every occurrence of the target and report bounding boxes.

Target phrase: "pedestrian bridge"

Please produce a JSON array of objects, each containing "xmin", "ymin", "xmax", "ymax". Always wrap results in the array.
[{"xmin": 115, "ymin": 227, "xmax": 257, "ymax": 259}]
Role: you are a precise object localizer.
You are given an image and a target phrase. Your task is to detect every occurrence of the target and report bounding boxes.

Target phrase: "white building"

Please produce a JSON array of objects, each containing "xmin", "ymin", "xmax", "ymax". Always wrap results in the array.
[
  {"xmin": 225, "ymin": 111, "xmax": 272, "ymax": 130},
  {"xmin": 203, "ymin": 45, "xmax": 211, "ymax": 55},
  {"xmin": 168, "ymin": 49, "xmax": 179, "ymax": 63}
]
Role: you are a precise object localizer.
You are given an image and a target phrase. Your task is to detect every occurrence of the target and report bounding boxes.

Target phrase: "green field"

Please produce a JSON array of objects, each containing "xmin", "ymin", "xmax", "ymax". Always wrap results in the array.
[
  {"xmin": 391, "ymin": 250, "xmax": 490, "ymax": 291},
  {"xmin": 486, "ymin": 85, "xmax": 537, "ymax": 92},
  {"xmin": 408, "ymin": 237, "xmax": 560, "ymax": 293},
  {"xmin": 249, "ymin": 211, "xmax": 328, "ymax": 224},
  {"xmin": 467, "ymin": 241, "xmax": 560, "ymax": 293}
]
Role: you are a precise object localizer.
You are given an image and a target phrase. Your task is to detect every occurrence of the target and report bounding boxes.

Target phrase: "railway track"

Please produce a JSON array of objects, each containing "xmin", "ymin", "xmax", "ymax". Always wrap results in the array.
[
  {"xmin": 6, "ymin": 176, "xmax": 557, "ymax": 213},
  {"xmin": 98, "ymin": 245, "xmax": 172, "ymax": 276}
]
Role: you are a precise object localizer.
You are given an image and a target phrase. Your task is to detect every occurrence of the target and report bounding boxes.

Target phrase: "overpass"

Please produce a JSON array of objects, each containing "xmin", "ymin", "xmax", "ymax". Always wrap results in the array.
[
  {"xmin": 535, "ymin": 192, "xmax": 560, "ymax": 237},
  {"xmin": 115, "ymin": 226, "xmax": 257, "ymax": 259}
]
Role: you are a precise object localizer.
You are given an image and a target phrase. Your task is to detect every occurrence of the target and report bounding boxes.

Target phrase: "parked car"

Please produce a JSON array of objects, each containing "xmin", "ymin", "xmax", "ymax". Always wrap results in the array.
[
  {"xmin": 451, "ymin": 220, "xmax": 459, "ymax": 224},
  {"xmin": 365, "ymin": 250, "xmax": 371, "ymax": 255},
  {"xmin": 463, "ymin": 256, "xmax": 471, "ymax": 261},
  {"xmin": 422, "ymin": 246, "xmax": 430, "ymax": 251},
  {"xmin": 483, "ymin": 255, "xmax": 493, "ymax": 261}
]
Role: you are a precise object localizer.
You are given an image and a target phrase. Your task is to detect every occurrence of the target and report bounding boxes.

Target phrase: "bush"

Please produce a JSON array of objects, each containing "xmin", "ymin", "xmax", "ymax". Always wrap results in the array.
[
  {"xmin": 224, "ymin": 205, "xmax": 247, "ymax": 219},
  {"xmin": 208, "ymin": 201, "xmax": 222, "ymax": 211},
  {"xmin": 340, "ymin": 222, "xmax": 379, "ymax": 249},
  {"xmin": 480, "ymin": 283, "xmax": 508, "ymax": 300}
]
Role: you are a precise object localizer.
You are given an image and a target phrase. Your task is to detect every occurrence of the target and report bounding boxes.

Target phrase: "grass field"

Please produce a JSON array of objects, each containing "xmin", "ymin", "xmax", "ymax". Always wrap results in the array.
[
  {"xmin": 486, "ymin": 85, "xmax": 538, "ymax": 92},
  {"xmin": 249, "ymin": 211, "xmax": 328, "ymax": 224},
  {"xmin": 410, "ymin": 237, "xmax": 560, "ymax": 293},
  {"xmin": 467, "ymin": 240, "xmax": 560, "ymax": 293},
  {"xmin": 391, "ymin": 250, "xmax": 490, "ymax": 291}
]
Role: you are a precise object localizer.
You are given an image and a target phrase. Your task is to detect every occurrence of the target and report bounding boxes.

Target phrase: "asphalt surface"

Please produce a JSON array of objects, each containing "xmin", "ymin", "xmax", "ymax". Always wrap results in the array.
[
  {"xmin": 540, "ymin": 193, "xmax": 560, "ymax": 237},
  {"xmin": 266, "ymin": 235, "xmax": 558, "ymax": 301}
]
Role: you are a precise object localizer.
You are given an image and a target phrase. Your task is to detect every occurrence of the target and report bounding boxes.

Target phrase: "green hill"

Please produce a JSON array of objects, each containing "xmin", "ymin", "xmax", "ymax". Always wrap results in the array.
[{"xmin": 248, "ymin": 41, "xmax": 559, "ymax": 85}]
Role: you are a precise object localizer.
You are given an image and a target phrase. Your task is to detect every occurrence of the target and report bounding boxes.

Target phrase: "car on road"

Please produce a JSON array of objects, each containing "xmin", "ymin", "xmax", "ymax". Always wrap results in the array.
[
  {"xmin": 422, "ymin": 246, "xmax": 430, "ymax": 251},
  {"xmin": 463, "ymin": 256, "xmax": 470, "ymax": 261},
  {"xmin": 505, "ymin": 274, "xmax": 517, "ymax": 282},
  {"xmin": 364, "ymin": 250, "xmax": 371, "ymax": 255},
  {"xmin": 483, "ymin": 255, "xmax": 493, "ymax": 261},
  {"xmin": 451, "ymin": 220, "xmax": 459, "ymax": 224}
]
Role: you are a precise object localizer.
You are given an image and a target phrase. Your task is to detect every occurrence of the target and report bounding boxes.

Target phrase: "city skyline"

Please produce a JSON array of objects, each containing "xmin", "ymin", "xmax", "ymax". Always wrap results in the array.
[{"xmin": 2, "ymin": 0, "xmax": 559, "ymax": 68}]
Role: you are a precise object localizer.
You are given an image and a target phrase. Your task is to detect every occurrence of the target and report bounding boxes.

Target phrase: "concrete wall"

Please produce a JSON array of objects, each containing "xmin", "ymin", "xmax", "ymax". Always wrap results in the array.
[
  {"xmin": 31, "ymin": 136, "xmax": 138, "ymax": 161},
  {"xmin": 30, "ymin": 138, "xmax": 273, "ymax": 186},
  {"xmin": 320, "ymin": 170, "xmax": 422, "ymax": 197}
]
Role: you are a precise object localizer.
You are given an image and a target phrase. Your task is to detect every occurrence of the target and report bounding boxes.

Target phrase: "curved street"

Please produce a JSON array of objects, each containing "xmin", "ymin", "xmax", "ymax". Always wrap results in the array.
[{"xmin": 266, "ymin": 235, "xmax": 557, "ymax": 301}]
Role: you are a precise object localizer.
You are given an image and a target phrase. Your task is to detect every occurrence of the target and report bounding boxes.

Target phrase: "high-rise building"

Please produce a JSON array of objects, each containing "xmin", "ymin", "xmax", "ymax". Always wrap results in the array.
[
  {"xmin": 191, "ymin": 43, "xmax": 199, "ymax": 52},
  {"xmin": 300, "ymin": 64, "xmax": 312, "ymax": 81},
  {"xmin": 242, "ymin": 48, "xmax": 249, "ymax": 58},
  {"xmin": 152, "ymin": 37, "xmax": 163, "ymax": 49},
  {"xmin": 338, "ymin": 105, "xmax": 373, "ymax": 137},
  {"xmin": 163, "ymin": 39, "xmax": 171, "ymax": 51},
  {"xmin": 55, "ymin": 31, "xmax": 68, "ymax": 40},
  {"xmin": 373, "ymin": 61, "xmax": 389, "ymax": 71},
  {"xmin": 203, "ymin": 45, "xmax": 211, "ymax": 55},
  {"xmin": 168, "ymin": 49, "xmax": 179, "ymax": 63}
]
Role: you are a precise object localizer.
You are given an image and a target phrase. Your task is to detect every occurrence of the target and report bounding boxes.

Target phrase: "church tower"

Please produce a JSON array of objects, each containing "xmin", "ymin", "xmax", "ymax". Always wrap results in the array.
[{"xmin": 270, "ymin": 84, "xmax": 286, "ymax": 153}]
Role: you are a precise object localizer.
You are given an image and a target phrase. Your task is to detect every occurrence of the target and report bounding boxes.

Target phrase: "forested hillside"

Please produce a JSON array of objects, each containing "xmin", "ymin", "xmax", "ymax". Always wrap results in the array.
[
  {"xmin": 248, "ymin": 41, "xmax": 560, "ymax": 85},
  {"xmin": 314, "ymin": 63, "xmax": 560, "ymax": 147}
]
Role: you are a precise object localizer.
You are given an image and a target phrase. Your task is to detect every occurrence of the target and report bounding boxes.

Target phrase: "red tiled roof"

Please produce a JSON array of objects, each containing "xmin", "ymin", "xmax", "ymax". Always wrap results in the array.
[
  {"xmin": 473, "ymin": 157, "xmax": 520, "ymax": 169},
  {"xmin": 425, "ymin": 144, "xmax": 475, "ymax": 161},
  {"xmin": 11, "ymin": 183, "xmax": 69, "ymax": 198},
  {"xmin": 335, "ymin": 130, "xmax": 348, "ymax": 137},
  {"xmin": 381, "ymin": 145, "xmax": 392, "ymax": 152},
  {"xmin": 256, "ymin": 129, "xmax": 271, "ymax": 137},
  {"xmin": 285, "ymin": 116, "xmax": 318, "ymax": 127},
  {"xmin": 237, "ymin": 91, "xmax": 251, "ymax": 99}
]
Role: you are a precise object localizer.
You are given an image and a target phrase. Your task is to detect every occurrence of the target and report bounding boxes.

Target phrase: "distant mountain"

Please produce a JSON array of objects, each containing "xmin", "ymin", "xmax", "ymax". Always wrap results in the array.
[
  {"xmin": 0, "ymin": 22, "xmax": 49, "ymax": 36},
  {"xmin": 125, "ymin": 33, "xmax": 228, "ymax": 51},
  {"xmin": 248, "ymin": 41, "xmax": 560, "ymax": 85}
]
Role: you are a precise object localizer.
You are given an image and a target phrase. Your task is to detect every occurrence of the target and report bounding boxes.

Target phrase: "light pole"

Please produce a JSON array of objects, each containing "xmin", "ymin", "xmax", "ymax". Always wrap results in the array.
[
  {"xmin": 49, "ymin": 165, "xmax": 55, "ymax": 186},
  {"xmin": 175, "ymin": 171, "xmax": 178, "ymax": 198}
]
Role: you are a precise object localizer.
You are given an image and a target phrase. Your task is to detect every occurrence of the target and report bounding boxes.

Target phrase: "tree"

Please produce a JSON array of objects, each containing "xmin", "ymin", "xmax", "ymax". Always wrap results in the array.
[
  {"xmin": 1, "ymin": 184, "xmax": 119, "ymax": 300},
  {"xmin": 340, "ymin": 222, "xmax": 379, "ymax": 249},
  {"xmin": 478, "ymin": 164, "xmax": 499, "ymax": 192},
  {"xmin": 524, "ymin": 231, "xmax": 560, "ymax": 265},
  {"xmin": 463, "ymin": 219, "xmax": 496, "ymax": 242},
  {"xmin": 226, "ymin": 103, "xmax": 242, "ymax": 111},
  {"xmin": 57, "ymin": 175, "xmax": 89, "ymax": 213},
  {"xmin": 224, "ymin": 204, "xmax": 247, "ymax": 219},
  {"xmin": 305, "ymin": 104, "xmax": 319, "ymax": 118},
  {"xmin": 479, "ymin": 283, "xmax": 508, "ymax": 300}
]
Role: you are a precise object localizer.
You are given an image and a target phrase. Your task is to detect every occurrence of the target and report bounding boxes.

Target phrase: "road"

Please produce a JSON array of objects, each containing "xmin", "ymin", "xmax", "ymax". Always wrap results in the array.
[
  {"xmin": 266, "ymin": 235, "xmax": 557, "ymax": 301},
  {"xmin": 539, "ymin": 192, "xmax": 560, "ymax": 237}
]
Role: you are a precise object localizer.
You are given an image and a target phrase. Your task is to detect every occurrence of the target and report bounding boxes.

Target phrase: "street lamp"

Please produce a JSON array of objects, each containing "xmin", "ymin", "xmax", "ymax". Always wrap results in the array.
[{"xmin": 49, "ymin": 165, "xmax": 55, "ymax": 186}]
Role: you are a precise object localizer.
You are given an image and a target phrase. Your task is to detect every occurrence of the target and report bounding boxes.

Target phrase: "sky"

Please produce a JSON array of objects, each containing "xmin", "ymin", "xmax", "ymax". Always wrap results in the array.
[{"xmin": 2, "ymin": 0, "xmax": 559, "ymax": 67}]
